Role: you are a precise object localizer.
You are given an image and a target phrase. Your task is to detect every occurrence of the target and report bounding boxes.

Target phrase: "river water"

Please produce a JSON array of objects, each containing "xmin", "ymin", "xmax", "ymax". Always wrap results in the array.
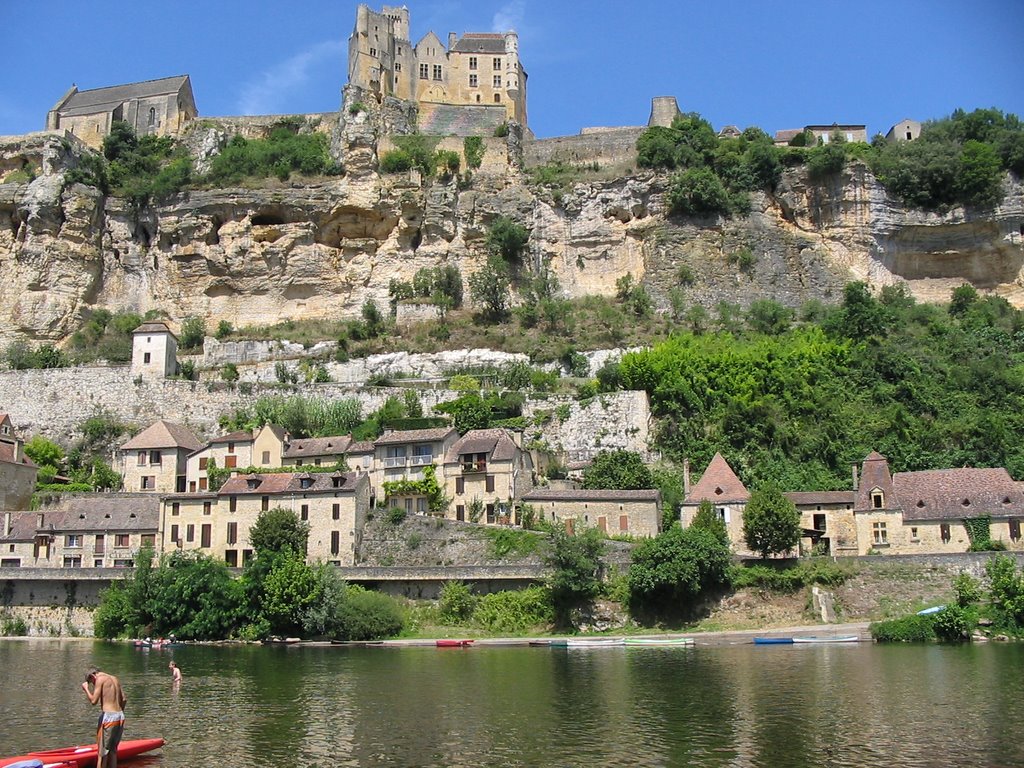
[{"xmin": 1, "ymin": 638, "xmax": 1021, "ymax": 767}]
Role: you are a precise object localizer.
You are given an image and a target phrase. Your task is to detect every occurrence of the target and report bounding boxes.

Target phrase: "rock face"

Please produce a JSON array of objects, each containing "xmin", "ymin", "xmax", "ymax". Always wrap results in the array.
[{"xmin": 1, "ymin": 130, "xmax": 1022, "ymax": 345}]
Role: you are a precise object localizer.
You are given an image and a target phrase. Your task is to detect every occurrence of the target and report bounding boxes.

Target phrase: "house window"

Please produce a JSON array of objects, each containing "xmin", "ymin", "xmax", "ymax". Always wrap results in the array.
[
  {"xmin": 598, "ymin": 516, "xmax": 607, "ymax": 533},
  {"xmin": 229, "ymin": 496, "xmax": 237, "ymax": 513},
  {"xmin": 331, "ymin": 531, "xmax": 340, "ymax": 555},
  {"xmin": 469, "ymin": 56, "xmax": 477, "ymax": 70},
  {"xmin": 872, "ymin": 522, "xmax": 888, "ymax": 545},
  {"xmin": 301, "ymin": 505, "xmax": 309, "ymax": 521},
  {"xmin": 469, "ymin": 74, "xmax": 478, "ymax": 87},
  {"xmin": 224, "ymin": 455, "xmax": 237, "ymax": 468},
  {"xmin": 63, "ymin": 555, "xmax": 82, "ymax": 568},
  {"xmin": 262, "ymin": 451, "xmax": 270, "ymax": 465},
  {"xmin": 95, "ymin": 535, "xmax": 105, "ymax": 554},
  {"xmin": 201, "ymin": 524, "xmax": 211, "ymax": 548},
  {"xmin": 115, "ymin": 533, "xmax": 130, "ymax": 548},
  {"xmin": 716, "ymin": 507, "xmax": 730, "ymax": 524},
  {"xmin": 186, "ymin": 524, "xmax": 195, "ymax": 543},
  {"xmin": 456, "ymin": 505, "xmax": 465, "ymax": 521},
  {"xmin": 137, "ymin": 451, "xmax": 147, "ymax": 466},
  {"xmin": 225, "ymin": 550, "xmax": 238, "ymax": 567},
  {"xmin": 199, "ymin": 457, "xmax": 209, "ymax": 470},
  {"xmin": 493, "ymin": 75, "xmax": 502, "ymax": 88},
  {"xmin": 141, "ymin": 534, "xmax": 155, "ymax": 548},
  {"xmin": 149, "ymin": 450, "xmax": 161, "ymax": 465},
  {"xmin": 227, "ymin": 522, "xmax": 237, "ymax": 545},
  {"xmin": 300, "ymin": 477, "xmax": 313, "ymax": 489},
  {"xmin": 170, "ymin": 524, "xmax": 179, "ymax": 543},
  {"xmin": 813, "ymin": 514, "xmax": 826, "ymax": 532},
  {"xmin": 261, "ymin": 496, "xmax": 270, "ymax": 512},
  {"xmin": 493, "ymin": 57, "xmax": 502, "ymax": 70},
  {"xmin": 494, "ymin": 94, "xmax": 501, "ymax": 103},
  {"xmin": 227, "ymin": 442, "xmax": 235, "ymax": 454},
  {"xmin": 199, "ymin": 477, "xmax": 208, "ymax": 491},
  {"xmin": 485, "ymin": 475, "xmax": 495, "ymax": 493},
  {"xmin": 203, "ymin": 502, "xmax": 212, "ymax": 516},
  {"xmin": 872, "ymin": 491, "xmax": 884, "ymax": 509},
  {"xmin": 171, "ymin": 502, "xmax": 180, "ymax": 517},
  {"xmin": 432, "ymin": 64, "xmax": 442, "ymax": 80},
  {"xmin": 93, "ymin": 559, "xmax": 103, "ymax": 568},
  {"xmin": 141, "ymin": 476, "xmax": 155, "ymax": 490},
  {"xmin": 620, "ymin": 515, "xmax": 629, "ymax": 532},
  {"xmin": 332, "ymin": 503, "xmax": 340, "ymax": 520},
  {"xmin": 486, "ymin": 504, "xmax": 495, "ymax": 524},
  {"xmin": 910, "ymin": 527, "xmax": 919, "ymax": 542},
  {"xmin": 456, "ymin": 477, "xmax": 465, "ymax": 494},
  {"xmin": 1011, "ymin": 519, "xmax": 1022, "ymax": 542},
  {"xmin": 419, "ymin": 63, "xmax": 428, "ymax": 79},
  {"xmin": 143, "ymin": 353, "xmax": 151, "ymax": 364},
  {"xmin": 417, "ymin": 498, "xmax": 428, "ymax": 514},
  {"xmin": 65, "ymin": 535, "xmax": 82, "ymax": 548},
  {"xmin": 941, "ymin": 523, "xmax": 951, "ymax": 543}
]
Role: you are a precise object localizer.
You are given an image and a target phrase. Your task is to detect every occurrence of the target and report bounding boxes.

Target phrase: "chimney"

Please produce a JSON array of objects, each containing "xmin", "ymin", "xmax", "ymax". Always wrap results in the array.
[
  {"xmin": 683, "ymin": 458, "xmax": 691, "ymax": 496},
  {"xmin": 36, "ymin": 512, "xmax": 44, "ymax": 530},
  {"xmin": 448, "ymin": 32, "xmax": 457, "ymax": 49},
  {"xmin": 852, "ymin": 463, "xmax": 859, "ymax": 492},
  {"xmin": 3, "ymin": 512, "xmax": 11, "ymax": 537}
]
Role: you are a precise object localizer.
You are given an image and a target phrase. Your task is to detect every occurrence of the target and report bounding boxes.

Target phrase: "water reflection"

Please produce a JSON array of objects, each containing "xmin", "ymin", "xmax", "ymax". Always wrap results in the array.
[{"xmin": 1, "ymin": 640, "xmax": 1022, "ymax": 767}]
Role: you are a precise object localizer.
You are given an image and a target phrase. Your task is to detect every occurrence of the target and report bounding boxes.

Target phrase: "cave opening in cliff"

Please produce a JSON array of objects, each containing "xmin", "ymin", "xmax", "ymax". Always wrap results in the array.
[
  {"xmin": 206, "ymin": 216, "xmax": 222, "ymax": 245},
  {"xmin": 252, "ymin": 213, "xmax": 285, "ymax": 226},
  {"xmin": 410, "ymin": 228, "xmax": 422, "ymax": 251}
]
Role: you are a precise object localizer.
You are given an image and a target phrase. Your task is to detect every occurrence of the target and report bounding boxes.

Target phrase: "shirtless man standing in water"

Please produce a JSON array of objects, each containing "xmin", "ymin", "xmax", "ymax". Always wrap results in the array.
[{"xmin": 81, "ymin": 666, "xmax": 127, "ymax": 768}]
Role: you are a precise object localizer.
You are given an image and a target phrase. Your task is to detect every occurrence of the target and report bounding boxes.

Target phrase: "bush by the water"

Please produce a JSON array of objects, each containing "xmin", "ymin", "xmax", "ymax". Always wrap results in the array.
[
  {"xmin": 870, "ymin": 614, "xmax": 936, "ymax": 643},
  {"xmin": 729, "ymin": 560, "xmax": 850, "ymax": 591}
]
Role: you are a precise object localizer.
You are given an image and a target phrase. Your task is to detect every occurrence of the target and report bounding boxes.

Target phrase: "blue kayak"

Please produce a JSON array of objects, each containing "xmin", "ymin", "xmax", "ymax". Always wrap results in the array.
[{"xmin": 753, "ymin": 637, "xmax": 794, "ymax": 645}]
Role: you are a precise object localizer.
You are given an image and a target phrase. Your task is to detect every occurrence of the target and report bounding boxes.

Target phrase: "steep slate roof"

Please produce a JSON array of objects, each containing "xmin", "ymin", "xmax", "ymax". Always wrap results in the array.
[
  {"xmin": 444, "ymin": 429, "xmax": 519, "ymax": 463},
  {"xmin": 855, "ymin": 451, "xmax": 898, "ymax": 511},
  {"xmin": 1, "ymin": 511, "xmax": 40, "ymax": 542},
  {"xmin": 120, "ymin": 420, "xmax": 203, "ymax": 452},
  {"xmin": 785, "ymin": 491, "xmax": 855, "ymax": 506},
  {"xmin": 283, "ymin": 435, "xmax": 352, "ymax": 459},
  {"xmin": 685, "ymin": 453, "xmax": 749, "ymax": 503},
  {"xmin": 132, "ymin": 321, "xmax": 176, "ymax": 337},
  {"xmin": 218, "ymin": 471, "xmax": 361, "ymax": 495},
  {"xmin": 451, "ymin": 33, "xmax": 506, "ymax": 54},
  {"xmin": 58, "ymin": 76, "xmax": 191, "ymax": 116},
  {"xmin": 894, "ymin": 467, "xmax": 1024, "ymax": 521},
  {"xmin": 35, "ymin": 495, "xmax": 159, "ymax": 532},
  {"xmin": 523, "ymin": 489, "xmax": 660, "ymax": 503},
  {"xmin": 375, "ymin": 427, "xmax": 456, "ymax": 446}
]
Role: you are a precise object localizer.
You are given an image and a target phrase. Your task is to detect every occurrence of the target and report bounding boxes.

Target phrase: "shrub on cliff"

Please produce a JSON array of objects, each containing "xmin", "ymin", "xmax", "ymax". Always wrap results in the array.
[
  {"xmin": 667, "ymin": 167, "xmax": 731, "ymax": 216},
  {"xmin": 205, "ymin": 129, "xmax": 338, "ymax": 185}
]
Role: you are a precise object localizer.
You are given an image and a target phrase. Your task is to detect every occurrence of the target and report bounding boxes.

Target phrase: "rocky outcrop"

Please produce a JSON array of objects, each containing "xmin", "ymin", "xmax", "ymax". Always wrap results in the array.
[{"xmin": 0, "ymin": 131, "xmax": 1022, "ymax": 345}]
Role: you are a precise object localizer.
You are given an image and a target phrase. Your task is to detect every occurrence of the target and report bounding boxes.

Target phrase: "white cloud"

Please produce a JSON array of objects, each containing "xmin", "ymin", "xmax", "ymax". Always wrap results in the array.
[
  {"xmin": 492, "ymin": 0, "xmax": 525, "ymax": 33},
  {"xmin": 236, "ymin": 39, "xmax": 344, "ymax": 115}
]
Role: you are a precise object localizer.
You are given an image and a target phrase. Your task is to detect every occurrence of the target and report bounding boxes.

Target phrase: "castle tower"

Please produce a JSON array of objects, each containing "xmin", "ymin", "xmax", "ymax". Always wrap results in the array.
[
  {"xmin": 131, "ymin": 321, "xmax": 178, "ymax": 379},
  {"xmin": 648, "ymin": 96, "xmax": 682, "ymax": 128}
]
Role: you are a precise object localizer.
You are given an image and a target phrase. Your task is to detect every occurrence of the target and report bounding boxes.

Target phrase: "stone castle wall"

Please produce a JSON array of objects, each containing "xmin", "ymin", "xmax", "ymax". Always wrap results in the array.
[
  {"xmin": 523, "ymin": 128, "xmax": 645, "ymax": 171},
  {"xmin": 193, "ymin": 113, "xmax": 339, "ymax": 141}
]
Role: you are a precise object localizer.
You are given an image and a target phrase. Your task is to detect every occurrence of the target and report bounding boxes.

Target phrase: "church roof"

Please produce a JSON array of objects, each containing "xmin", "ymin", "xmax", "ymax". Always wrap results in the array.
[
  {"xmin": 58, "ymin": 76, "xmax": 191, "ymax": 117},
  {"xmin": 685, "ymin": 453, "xmax": 749, "ymax": 503}
]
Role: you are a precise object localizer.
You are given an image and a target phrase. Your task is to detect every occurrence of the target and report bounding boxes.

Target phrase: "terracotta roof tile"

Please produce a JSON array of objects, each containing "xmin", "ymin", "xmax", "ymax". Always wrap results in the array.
[
  {"xmin": 283, "ymin": 434, "xmax": 352, "ymax": 459},
  {"xmin": 685, "ymin": 453, "xmax": 749, "ymax": 503},
  {"xmin": 444, "ymin": 429, "xmax": 519, "ymax": 463}
]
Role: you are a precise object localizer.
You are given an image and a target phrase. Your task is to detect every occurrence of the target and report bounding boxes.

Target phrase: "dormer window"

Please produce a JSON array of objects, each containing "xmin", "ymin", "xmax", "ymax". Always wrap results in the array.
[
  {"xmin": 332, "ymin": 476, "xmax": 344, "ymax": 488},
  {"xmin": 1003, "ymin": 497, "xmax": 1012, "ymax": 505},
  {"xmin": 961, "ymin": 498, "xmax": 971, "ymax": 507},
  {"xmin": 247, "ymin": 478, "xmax": 261, "ymax": 490},
  {"xmin": 871, "ymin": 490, "xmax": 884, "ymax": 509},
  {"xmin": 916, "ymin": 500, "xmax": 925, "ymax": 508},
  {"xmin": 714, "ymin": 487, "xmax": 723, "ymax": 496},
  {"xmin": 300, "ymin": 477, "xmax": 313, "ymax": 489}
]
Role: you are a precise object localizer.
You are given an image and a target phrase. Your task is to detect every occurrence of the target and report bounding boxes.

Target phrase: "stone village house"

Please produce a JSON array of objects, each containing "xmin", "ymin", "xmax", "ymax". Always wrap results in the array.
[
  {"xmin": 681, "ymin": 451, "xmax": 1024, "ymax": 556},
  {"xmin": 0, "ymin": 413, "xmax": 36, "ymax": 511}
]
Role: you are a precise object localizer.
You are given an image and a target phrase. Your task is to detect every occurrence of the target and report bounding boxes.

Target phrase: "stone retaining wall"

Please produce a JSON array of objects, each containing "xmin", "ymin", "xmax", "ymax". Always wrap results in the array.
[{"xmin": 524, "ymin": 128, "xmax": 644, "ymax": 171}]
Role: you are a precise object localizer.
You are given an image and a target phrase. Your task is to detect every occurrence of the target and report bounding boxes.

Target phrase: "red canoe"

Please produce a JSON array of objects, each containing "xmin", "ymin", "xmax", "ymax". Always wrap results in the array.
[
  {"xmin": 0, "ymin": 737, "xmax": 165, "ymax": 768},
  {"xmin": 435, "ymin": 639, "xmax": 474, "ymax": 648}
]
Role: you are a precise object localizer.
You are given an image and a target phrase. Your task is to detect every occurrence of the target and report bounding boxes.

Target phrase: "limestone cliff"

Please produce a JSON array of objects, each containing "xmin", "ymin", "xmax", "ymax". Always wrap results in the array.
[{"xmin": 1, "ymin": 119, "xmax": 1022, "ymax": 345}]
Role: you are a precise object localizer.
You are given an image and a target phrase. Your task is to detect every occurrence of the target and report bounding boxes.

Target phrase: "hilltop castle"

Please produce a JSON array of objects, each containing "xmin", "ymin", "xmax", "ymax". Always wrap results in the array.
[{"xmin": 347, "ymin": 4, "xmax": 528, "ymax": 132}]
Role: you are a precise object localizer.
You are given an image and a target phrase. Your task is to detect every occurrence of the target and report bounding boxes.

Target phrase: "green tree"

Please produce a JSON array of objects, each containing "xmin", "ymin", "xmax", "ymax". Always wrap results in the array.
[
  {"xmin": 261, "ymin": 551, "xmax": 323, "ymax": 637},
  {"xmin": 179, "ymin": 316, "xmax": 206, "ymax": 350},
  {"xmin": 582, "ymin": 450, "xmax": 654, "ymax": 490},
  {"xmin": 24, "ymin": 435, "xmax": 65, "ymax": 477},
  {"xmin": 691, "ymin": 499, "xmax": 729, "ymax": 544},
  {"xmin": 742, "ymin": 485, "xmax": 801, "ymax": 558},
  {"xmin": 545, "ymin": 525, "xmax": 606, "ymax": 628},
  {"xmin": 486, "ymin": 216, "xmax": 530, "ymax": 265},
  {"xmin": 627, "ymin": 526, "xmax": 731, "ymax": 616},
  {"xmin": 468, "ymin": 255, "xmax": 512, "ymax": 322},
  {"xmin": 668, "ymin": 167, "xmax": 731, "ymax": 216},
  {"xmin": 249, "ymin": 507, "xmax": 311, "ymax": 557}
]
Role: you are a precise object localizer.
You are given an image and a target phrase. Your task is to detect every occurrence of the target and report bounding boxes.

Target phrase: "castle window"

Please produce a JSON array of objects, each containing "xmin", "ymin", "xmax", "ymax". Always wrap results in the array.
[
  {"xmin": 493, "ymin": 75, "xmax": 502, "ymax": 88},
  {"xmin": 395, "ymin": 62, "xmax": 401, "ymax": 72},
  {"xmin": 469, "ymin": 74, "xmax": 478, "ymax": 88},
  {"xmin": 369, "ymin": 47, "xmax": 377, "ymax": 57},
  {"xmin": 419, "ymin": 63, "xmax": 428, "ymax": 79},
  {"xmin": 148, "ymin": 108, "xmax": 155, "ymax": 127},
  {"xmin": 469, "ymin": 57, "xmax": 477, "ymax": 70},
  {"xmin": 432, "ymin": 64, "xmax": 442, "ymax": 80},
  {"xmin": 871, "ymin": 491, "xmax": 884, "ymax": 509},
  {"xmin": 871, "ymin": 522, "xmax": 887, "ymax": 545},
  {"xmin": 493, "ymin": 57, "xmax": 502, "ymax": 70}
]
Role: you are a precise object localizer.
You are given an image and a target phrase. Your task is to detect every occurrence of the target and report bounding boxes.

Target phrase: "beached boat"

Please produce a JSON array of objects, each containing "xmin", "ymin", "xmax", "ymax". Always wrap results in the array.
[
  {"xmin": 549, "ymin": 638, "xmax": 625, "ymax": 648},
  {"xmin": 753, "ymin": 637, "xmax": 794, "ymax": 645},
  {"xmin": 435, "ymin": 639, "xmax": 474, "ymax": 648},
  {"xmin": 624, "ymin": 637, "xmax": 695, "ymax": 647},
  {"xmin": 0, "ymin": 737, "xmax": 164, "ymax": 768},
  {"xmin": 792, "ymin": 635, "xmax": 859, "ymax": 644}
]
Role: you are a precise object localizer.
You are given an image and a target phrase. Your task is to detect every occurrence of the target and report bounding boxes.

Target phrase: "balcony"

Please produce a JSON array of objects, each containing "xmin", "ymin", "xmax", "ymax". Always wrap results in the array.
[
  {"xmin": 383, "ymin": 456, "xmax": 408, "ymax": 468},
  {"xmin": 410, "ymin": 455, "xmax": 433, "ymax": 466},
  {"xmin": 461, "ymin": 461, "xmax": 488, "ymax": 474}
]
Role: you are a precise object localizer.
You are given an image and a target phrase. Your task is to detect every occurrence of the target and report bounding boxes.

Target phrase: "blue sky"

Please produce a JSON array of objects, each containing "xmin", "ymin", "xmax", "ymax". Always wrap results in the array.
[{"xmin": 3, "ymin": 1, "xmax": 1022, "ymax": 140}]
